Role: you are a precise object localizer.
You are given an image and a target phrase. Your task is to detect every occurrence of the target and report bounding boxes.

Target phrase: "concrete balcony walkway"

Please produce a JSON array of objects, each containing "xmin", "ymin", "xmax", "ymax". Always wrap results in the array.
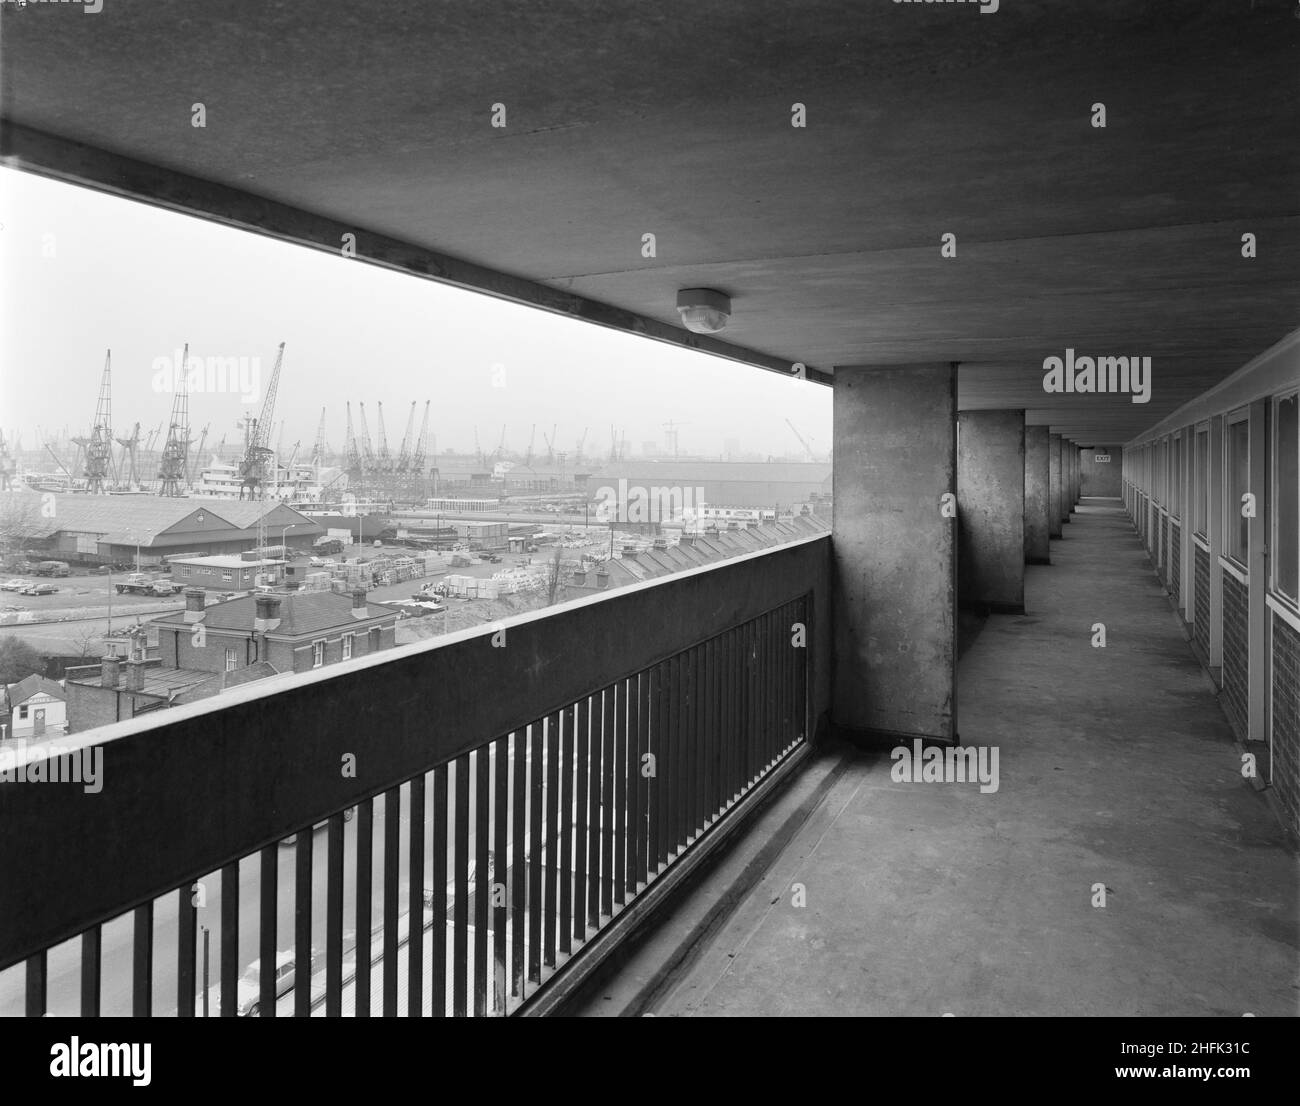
[{"xmin": 582, "ymin": 500, "xmax": 1298, "ymax": 1017}]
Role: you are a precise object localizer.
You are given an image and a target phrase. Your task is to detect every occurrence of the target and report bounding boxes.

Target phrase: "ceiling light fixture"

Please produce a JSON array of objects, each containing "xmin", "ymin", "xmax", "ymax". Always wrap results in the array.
[{"xmin": 676, "ymin": 288, "xmax": 732, "ymax": 334}]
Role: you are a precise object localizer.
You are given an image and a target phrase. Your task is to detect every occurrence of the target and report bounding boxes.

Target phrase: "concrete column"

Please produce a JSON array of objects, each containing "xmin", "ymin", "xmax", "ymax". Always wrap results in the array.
[
  {"xmin": 833, "ymin": 363, "xmax": 957, "ymax": 744},
  {"xmin": 1049, "ymin": 434, "xmax": 1063, "ymax": 538},
  {"xmin": 1024, "ymin": 426, "xmax": 1051, "ymax": 564},
  {"xmin": 957, "ymin": 410, "xmax": 1026, "ymax": 614},
  {"xmin": 1062, "ymin": 439, "xmax": 1074, "ymax": 522}
]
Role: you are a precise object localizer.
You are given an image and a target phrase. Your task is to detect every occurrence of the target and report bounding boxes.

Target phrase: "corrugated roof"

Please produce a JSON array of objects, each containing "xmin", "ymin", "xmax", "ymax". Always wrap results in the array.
[
  {"xmin": 586, "ymin": 461, "xmax": 832, "ymax": 484},
  {"xmin": 13, "ymin": 493, "xmax": 318, "ymax": 545}
]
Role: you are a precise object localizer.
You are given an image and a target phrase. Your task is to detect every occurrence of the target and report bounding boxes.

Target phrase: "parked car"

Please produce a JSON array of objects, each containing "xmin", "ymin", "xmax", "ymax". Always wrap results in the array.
[
  {"xmin": 20, "ymin": 582, "xmax": 58, "ymax": 596},
  {"xmin": 32, "ymin": 561, "xmax": 71, "ymax": 577},
  {"xmin": 0, "ymin": 604, "xmax": 27, "ymax": 613},
  {"xmin": 1, "ymin": 578, "xmax": 28, "ymax": 591},
  {"xmin": 197, "ymin": 947, "xmax": 317, "ymax": 1017}
]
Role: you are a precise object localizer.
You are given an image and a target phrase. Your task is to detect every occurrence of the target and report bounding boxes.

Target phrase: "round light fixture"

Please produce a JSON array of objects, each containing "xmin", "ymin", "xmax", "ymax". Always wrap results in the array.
[{"xmin": 676, "ymin": 288, "xmax": 732, "ymax": 334}]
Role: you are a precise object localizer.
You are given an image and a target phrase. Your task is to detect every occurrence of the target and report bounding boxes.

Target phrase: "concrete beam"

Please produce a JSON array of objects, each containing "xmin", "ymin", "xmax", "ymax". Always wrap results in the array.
[
  {"xmin": 832, "ymin": 363, "xmax": 957, "ymax": 744},
  {"xmin": 957, "ymin": 410, "xmax": 1026, "ymax": 614},
  {"xmin": 0, "ymin": 123, "xmax": 830, "ymax": 387},
  {"xmin": 1024, "ymin": 426, "xmax": 1051, "ymax": 564},
  {"xmin": 1049, "ymin": 434, "xmax": 1064, "ymax": 539}
]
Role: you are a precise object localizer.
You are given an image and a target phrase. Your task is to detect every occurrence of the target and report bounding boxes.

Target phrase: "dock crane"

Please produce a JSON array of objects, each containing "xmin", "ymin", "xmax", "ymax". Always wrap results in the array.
[
  {"xmin": 312, "ymin": 407, "xmax": 328, "ymax": 473},
  {"xmin": 543, "ymin": 425, "xmax": 556, "ymax": 465},
  {"xmin": 187, "ymin": 423, "xmax": 210, "ymax": 486},
  {"xmin": 395, "ymin": 401, "xmax": 417, "ymax": 473},
  {"xmin": 82, "ymin": 350, "xmax": 116, "ymax": 494},
  {"xmin": 409, "ymin": 402, "xmax": 431, "ymax": 495},
  {"xmin": 524, "ymin": 424, "xmax": 536, "ymax": 467},
  {"xmin": 375, "ymin": 402, "xmax": 392, "ymax": 473},
  {"xmin": 494, "ymin": 424, "xmax": 507, "ymax": 463},
  {"xmin": 237, "ymin": 341, "xmax": 285, "ymax": 500},
  {"xmin": 158, "ymin": 343, "xmax": 192, "ymax": 496},
  {"xmin": 784, "ymin": 418, "xmax": 818, "ymax": 462},
  {"xmin": 575, "ymin": 427, "xmax": 588, "ymax": 466}
]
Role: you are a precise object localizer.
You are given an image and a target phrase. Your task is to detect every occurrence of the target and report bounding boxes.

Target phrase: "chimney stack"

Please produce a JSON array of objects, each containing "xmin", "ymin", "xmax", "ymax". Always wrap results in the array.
[
  {"xmin": 572, "ymin": 568, "xmax": 587, "ymax": 586},
  {"xmin": 351, "ymin": 588, "xmax": 368, "ymax": 619},
  {"xmin": 124, "ymin": 658, "xmax": 145, "ymax": 692},
  {"xmin": 183, "ymin": 587, "xmax": 206, "ymax": 623},
  {"xmin": 253, "ymin": 593, "xmax": 282, "ymax": 633},
  {"xmin": 101, "ymin": 654, "xmax": 121, "ymax": 689},
  {"xmin": 596, "ymin": 569, "xmax": 610, "ymax": 589}
]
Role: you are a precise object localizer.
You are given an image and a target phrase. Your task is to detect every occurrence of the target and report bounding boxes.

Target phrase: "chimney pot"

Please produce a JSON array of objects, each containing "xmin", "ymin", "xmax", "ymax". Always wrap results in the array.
[{"xmin": 124, "ymin": 658, "xmax": 145, "ymax": 692}]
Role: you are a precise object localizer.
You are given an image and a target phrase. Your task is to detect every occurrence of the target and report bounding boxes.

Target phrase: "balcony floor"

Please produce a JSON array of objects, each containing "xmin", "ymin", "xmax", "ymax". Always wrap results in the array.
[{"xmin": 581, "ymin": 501, "xmax": 1299, "ymax": 1017}]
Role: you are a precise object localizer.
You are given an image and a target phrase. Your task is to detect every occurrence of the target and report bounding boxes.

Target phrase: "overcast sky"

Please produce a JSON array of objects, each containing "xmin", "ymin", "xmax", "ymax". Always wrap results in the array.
[{"xmin": 0, "ymin": 167, "xmax": 831, "ymax": 464}]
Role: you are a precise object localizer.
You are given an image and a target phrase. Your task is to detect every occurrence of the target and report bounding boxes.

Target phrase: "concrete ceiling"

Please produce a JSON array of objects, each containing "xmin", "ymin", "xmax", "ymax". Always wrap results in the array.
[{"xmin": 2, "ymin": 0, "xmax": 1298, "ymax": 444}]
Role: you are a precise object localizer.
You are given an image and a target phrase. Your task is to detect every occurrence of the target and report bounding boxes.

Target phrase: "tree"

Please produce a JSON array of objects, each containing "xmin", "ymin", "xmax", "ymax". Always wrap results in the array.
[
  {"xmin": 0, "ymin": 494, "xmax": 42, "ymax": 562},
  {"xmin": 545, "ymin": 546, "xmax": 566, "ymax": 606},
  {"xmin": 0, "ymin": 636, "xmax": 44, "ymax": 686}
]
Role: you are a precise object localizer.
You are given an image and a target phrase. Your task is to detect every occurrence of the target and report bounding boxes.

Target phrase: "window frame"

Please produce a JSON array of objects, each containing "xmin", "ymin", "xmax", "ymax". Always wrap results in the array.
[
  {"xmin": 342, "ymin": 633, "xmax": 353, "ymax": 661},
  {"xmin": 1170, "ymin": 431, "xmax": 1183, "ymax": 520},
  {"xmin": 1193, "ymin": 422, "xmax": 1210, "ymax": 539},
  {"xmin": 312, "ymin": 639, "xmax": 325, "ymax": 668},
  {"xmin": 1271, "ymin": 389, "xmax": 1299, "ymax": 608},
  {"xmin": 1224, "ymin": 407, "xmax": 1251, "ymax": 569}
]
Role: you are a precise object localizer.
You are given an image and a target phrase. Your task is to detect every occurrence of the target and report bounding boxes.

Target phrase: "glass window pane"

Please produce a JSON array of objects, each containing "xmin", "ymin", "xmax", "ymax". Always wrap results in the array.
[
  {"xmin": 1277, "ymin": 395, "xmax": 1298, "ymax": 601},
  {"xmin": 1226, "ymin": 418, "xmax": 1250, "ymax": 563},
  {"xmin": 1194, "ymin": 429, "xmax": 1209, "ymax": 536}
]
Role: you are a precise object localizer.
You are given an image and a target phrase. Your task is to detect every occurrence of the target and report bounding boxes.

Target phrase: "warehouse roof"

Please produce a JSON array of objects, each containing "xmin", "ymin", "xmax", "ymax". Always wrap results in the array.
[
  {"xmin": 586, "ymin": 461, "xmax": 832, "ymax": 485},
  {"xmin": 11, "ymin": 493, "xmax": 319, "ymax": 545}
]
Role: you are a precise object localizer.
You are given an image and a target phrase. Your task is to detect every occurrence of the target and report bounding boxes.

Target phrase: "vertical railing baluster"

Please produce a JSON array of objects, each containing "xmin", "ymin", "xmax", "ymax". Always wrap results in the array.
[
  {"xmin": 453, "ymin": 757, "xmax": 470, "ymax": 1015},
  {"xmin": 613, "ymin": 681, "xmax": 627, "ymax": 910},
  {"xmin": 355, "ymin": 798, "xmax": 373, "ymax": 1018},
  {"xmin": 295, "ymin": 831, "xmax": 313, "ymax": 1017},
  {"xmin": 219, "ymin": 862, "xmax": 238, "ymax": 1017},
  {"xmin": 259, "ymin": 845, "xmax": 278, "ymax": 1018},
  {"xmin": 544, "ymin": 710, "xmax": 561, "ymax": 967},
  {"xmin": 132, "ymin": 904, "xmax": 152, "ymax": 1016},
  {"xmin": 474, "ymin": 746, "xmax": 491, "ymax": 1013},
  {"xmin": 655, "ymin": 660, "xmax": 670, "ymax": 872},
  {"xmin": 586, "ymin": 697, "xmax": 602, "ymax": 928},
  {"xmin": 558, "ymin": 708, "xmax": 574, "ymax": 957},
  {"xmin": 511, "ymin": 730, "xmax": 527, "ymax": 996},
  {"xmin": 601, "ymin": 685, "xmax": 615, "ymax": 917},
  {"xmin": 80, "ymin": 926, "xmax": 101, "ymax": 1016},
  {"xmin": 528, "ymin": 722, "xmax": 544, "ymax": 983},
  {"xmin": 493, "ymin": 734, "xmax": 510, "ymax": 1012},
  {"xmin": 326, "ymin": 813, "xmax": 344, "ymax": 1017},
  {"xmin": 177, "ymin": 883, "xmax": 197, "ymax": 1018},
  {"xmin": 26, "ymin": 951, "xmax": 47, "ymax": 1018},
  {"xmin": 431, "ymin": 767, "xmax": 448, "ymax": 1018},
  {"xmin": 409, "ymin": 773, "xmax": 425, "ymax": 1017},
  {"xmin": 381, "ymin": 786, "xmax": 400, "ymax": 1017},
  {"xmin": 694, "ymin": 641, "xmax": 706, "ymax": 836},
  {"xmin": 633, "ymin": 671, "xmax": 649, "ymax": 892},
  {"xmin": 573, "ymin": 702, "xmax": 589, "ymax": 944}
]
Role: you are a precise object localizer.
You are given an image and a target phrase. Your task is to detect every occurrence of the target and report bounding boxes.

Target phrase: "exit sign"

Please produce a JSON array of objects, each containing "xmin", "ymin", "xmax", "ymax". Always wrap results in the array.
[{"xmin": 1095, "ymin": 454, "xmax": 1111, "ymax": 463}]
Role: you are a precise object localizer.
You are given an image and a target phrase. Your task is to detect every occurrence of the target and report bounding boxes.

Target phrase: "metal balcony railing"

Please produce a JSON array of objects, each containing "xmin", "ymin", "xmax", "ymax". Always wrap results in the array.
[{"xmin": 0, "ymin": 534, "xmax": 831, "ymax": 1016}]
